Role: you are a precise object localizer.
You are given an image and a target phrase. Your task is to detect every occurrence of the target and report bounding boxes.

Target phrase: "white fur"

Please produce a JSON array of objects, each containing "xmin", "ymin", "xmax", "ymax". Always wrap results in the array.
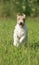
[{"xmin": 13, "ymin": 23, "xmax": 28, "ymax": 47}]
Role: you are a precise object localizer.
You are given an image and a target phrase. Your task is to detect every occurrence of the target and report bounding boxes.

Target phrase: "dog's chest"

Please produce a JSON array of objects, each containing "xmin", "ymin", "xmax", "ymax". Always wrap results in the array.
[{"xmin": 17, "ymin": 26, "xmax": 26, "ymax": 38}]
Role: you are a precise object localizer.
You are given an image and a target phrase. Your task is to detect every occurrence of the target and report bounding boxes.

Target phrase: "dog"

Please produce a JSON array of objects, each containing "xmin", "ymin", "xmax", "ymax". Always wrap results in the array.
[{"xmin": 13, "ymin": 14, "xmax": 28, "ymax": 47}]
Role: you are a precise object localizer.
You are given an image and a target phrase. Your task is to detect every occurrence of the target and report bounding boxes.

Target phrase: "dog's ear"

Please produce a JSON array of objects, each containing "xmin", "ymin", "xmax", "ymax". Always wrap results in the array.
[
  {"xmin": 23, "ymin": 14, "xmax": 26, "ymax": 19},
  {"xmin": 22, "ymin": 14, "xmax": 26, "ymax": 22},
  {"xmin": 17, "ymin": 14, "xmax": 20, "ymax": 20}
]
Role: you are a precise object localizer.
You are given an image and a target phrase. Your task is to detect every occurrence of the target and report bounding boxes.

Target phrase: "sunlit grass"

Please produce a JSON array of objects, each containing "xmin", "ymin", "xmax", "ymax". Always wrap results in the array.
[{"xmin": 0, "ymin": 18, "xmax": 39, "ymax": 65}]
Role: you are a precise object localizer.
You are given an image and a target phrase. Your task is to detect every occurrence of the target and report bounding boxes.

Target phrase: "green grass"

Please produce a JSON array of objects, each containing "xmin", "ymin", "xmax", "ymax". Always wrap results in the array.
[{"xmin": 0, "ymin": 18, "xmax": 39, "ymax": 65}]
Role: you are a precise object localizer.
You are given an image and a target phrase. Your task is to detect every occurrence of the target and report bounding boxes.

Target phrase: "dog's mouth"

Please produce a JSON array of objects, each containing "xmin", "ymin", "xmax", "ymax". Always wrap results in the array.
[{"xmin": 19, "ymin": 22, "xmax": 24, "ymax": 27}]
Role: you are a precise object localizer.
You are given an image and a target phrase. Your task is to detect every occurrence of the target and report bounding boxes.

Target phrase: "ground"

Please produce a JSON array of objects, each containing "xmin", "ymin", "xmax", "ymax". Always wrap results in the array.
[{"xmin": 0, "ymin": 17, "xmax": 39, "ymax": 65}]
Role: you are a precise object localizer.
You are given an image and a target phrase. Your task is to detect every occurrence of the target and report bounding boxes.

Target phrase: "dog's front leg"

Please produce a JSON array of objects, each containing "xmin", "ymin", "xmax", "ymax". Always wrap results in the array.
[
  {"xmin": 14, "ymin": 33, "xmax": 19, "ymax": 47},
  {"xmin": 20, "ymin": 36, "xmax": 25, "ymax": 43}
]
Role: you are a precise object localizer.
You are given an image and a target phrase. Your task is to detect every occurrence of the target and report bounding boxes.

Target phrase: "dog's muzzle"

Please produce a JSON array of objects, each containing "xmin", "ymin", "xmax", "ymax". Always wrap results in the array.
[{"xmin": 19, "ymin": 22, "xmax": 24, "ymax": 26}]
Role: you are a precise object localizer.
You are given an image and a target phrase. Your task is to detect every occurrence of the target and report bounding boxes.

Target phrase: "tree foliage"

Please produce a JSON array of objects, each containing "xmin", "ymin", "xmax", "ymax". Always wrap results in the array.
[{"xmin": 0, "ymin": 0, "xmax": 39, "ymax": 17}]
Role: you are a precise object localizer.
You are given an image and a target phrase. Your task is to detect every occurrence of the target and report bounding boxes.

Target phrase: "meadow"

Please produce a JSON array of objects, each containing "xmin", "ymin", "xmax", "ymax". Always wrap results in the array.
[{"xmin": 0, "ymin": 17, "xmax": 39, "ymax": 65}]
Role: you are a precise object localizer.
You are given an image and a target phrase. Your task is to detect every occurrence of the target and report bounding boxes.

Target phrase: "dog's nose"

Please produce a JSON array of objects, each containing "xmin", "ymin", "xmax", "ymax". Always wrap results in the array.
[{"xmin": 19, "ymin": 22, "xmax": 23, "ymax": 25}]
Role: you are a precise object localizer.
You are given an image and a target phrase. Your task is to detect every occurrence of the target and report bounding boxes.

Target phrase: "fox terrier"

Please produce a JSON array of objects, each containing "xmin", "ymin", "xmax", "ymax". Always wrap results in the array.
[{"xmin": 13, "ymin": 14, "xmax": 28, "ymax": 47}]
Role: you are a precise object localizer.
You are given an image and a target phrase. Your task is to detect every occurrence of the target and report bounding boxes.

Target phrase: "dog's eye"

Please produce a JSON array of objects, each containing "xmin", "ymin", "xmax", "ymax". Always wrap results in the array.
[{"xmin": 17, "ymin": 17, "xmax": 20, "ymax": 20}]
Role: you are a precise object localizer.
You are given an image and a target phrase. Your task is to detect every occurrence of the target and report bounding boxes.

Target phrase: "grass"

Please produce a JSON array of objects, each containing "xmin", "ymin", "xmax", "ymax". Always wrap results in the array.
[{"xmin": 0, "ymin": 17, "xmax": 39, "ymax": 65}]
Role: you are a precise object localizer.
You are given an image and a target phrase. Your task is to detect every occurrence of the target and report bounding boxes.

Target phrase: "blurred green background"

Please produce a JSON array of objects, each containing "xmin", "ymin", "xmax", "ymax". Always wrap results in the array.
[{"xmin": 0, "ymin": 0, "xmax": 39, "ymax": 18}]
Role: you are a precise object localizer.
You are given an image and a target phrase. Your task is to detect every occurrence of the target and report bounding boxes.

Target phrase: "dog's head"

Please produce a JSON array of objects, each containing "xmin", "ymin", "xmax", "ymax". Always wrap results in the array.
[{"xmin": 17, "ymin": 14, "xmax": 26, "ymax": 27}]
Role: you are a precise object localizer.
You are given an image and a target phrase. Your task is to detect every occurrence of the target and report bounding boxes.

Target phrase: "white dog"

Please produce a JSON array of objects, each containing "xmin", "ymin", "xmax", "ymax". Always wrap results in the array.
[{"xmin": 13, "ymin": 14, "xmax": 28, "ymax": 47}]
